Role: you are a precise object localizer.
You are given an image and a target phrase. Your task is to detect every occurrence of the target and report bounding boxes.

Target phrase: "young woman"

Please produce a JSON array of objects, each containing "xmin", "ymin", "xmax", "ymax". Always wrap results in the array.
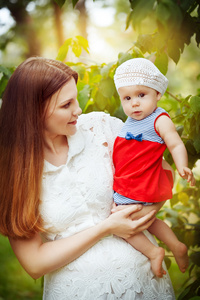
[{"xmin": 0, "ymin": 57, "xmax": 175, "ymax": 299}]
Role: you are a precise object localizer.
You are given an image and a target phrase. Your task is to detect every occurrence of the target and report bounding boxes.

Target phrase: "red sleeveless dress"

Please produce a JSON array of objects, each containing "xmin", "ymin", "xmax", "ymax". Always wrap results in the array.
[{"xmin": 113, "ymin": 107, "xmax": 173, "ymax": 204}]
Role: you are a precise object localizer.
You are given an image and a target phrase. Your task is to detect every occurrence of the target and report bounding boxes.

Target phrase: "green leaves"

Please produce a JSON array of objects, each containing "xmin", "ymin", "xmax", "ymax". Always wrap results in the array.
[
  {"xmin": 77, "ymin": 82, "xmax": 90, "ymax": 111},
  {"xmin": 53, "ymin": 0, "xmax": 66, "ymax": 8},
  {"xmin": 72, "ymin": 60, "xmax": 120, "ymax": 114},
  {"xmin": 178, "ymin": 277, "xmax": 200, "ymax": 300},
  {"xmin": 56, "ymin": 36, "xmax": 89, "ymax": 61},
  {"xmin": 179, "ymin": 0, "xmax": 197, "ymax": 12},
  {"xmin": 190, "ymin": 252, "xmax": 200, "ymax": 267},
  {"xmin": 158, "ymin": 87, "xmax": 200, "ymax": 298},
  {"xmin": 167, "ymin": 40, "xmax": 181, "ymax": 64},
  {"xmin": 155, "ymin": 53, "xmax": 168, "ymax": 75},
  {"xmin": 54, "ymin": 0, "xmax": 79, "ymax": 8},
  {"xmin": 71, "ymin": 0, "xmax": 79, "ymax": 8},
  {"xmin": 117, "ymin": 52, "xmax": 134, "ymax": 66},
  {"xmin": 126, "ymin": 0, "xmax": 200, "ymax": 64},
  {"xmin": 0, "ymin": 65, "xmax": 14, "ymax": 99},
  {"xmin": 99, "ymin": 78, "xmax": 115, "ymax": 99},
  {"xmin": 181, "ymin": 96, "xmax": 200, "ymax": 154},
  {"xmin": 156, "ymin": 0, "xmax": 183, "ymax": 31},
  {"xmin": 190, "ymin": 96, "xmax": 200, "ymax": 113},
  {"xmin": 194, "ymin": 136, "xmax": 200, "ymax": 154},
  {"xmin": 127, "ymin": 0, "xmax": 155, "ymax": 28}
]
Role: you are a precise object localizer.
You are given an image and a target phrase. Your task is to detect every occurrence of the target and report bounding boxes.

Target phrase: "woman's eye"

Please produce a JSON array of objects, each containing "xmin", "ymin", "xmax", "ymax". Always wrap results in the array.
[
  {"xmin": 63, "ymin": 102, "xmax": 70, "ymax": 108},
  {"xmin": 138, "ymin": 93, "xmax": 145, "ymax": 98}
]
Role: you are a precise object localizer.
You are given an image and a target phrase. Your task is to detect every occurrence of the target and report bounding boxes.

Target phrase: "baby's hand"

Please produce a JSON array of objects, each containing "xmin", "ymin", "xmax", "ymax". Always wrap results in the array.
[{"xmin": 181, "ymin": 167, "xmax": 195, "ymax": 186}]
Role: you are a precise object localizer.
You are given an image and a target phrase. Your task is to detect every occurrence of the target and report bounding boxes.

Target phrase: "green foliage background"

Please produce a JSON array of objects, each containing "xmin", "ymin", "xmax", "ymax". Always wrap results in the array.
[{"xmin": 0, "ymin": 0, "xmax": 200, "ymax": 299}]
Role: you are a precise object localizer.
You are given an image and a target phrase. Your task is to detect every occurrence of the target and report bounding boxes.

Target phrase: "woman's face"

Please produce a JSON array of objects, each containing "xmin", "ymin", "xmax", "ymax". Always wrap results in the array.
[{"xmin": 44, "ymin": 77, "xmax": 82, "ymax": 138}]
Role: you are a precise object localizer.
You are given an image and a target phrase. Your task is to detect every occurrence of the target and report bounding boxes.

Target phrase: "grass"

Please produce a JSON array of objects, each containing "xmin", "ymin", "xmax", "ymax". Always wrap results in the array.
[
  {"xmin": 0, "ymin": 235, "xmax": 42, "ymax": 300},
  {"xmin": 0, "ymin": 235, "xmax": 190, "ymax": 299}
]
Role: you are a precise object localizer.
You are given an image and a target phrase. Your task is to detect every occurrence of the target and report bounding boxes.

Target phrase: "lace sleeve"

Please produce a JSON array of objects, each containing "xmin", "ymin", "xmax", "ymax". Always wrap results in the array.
[{"xmin": 78, "ymin": 112, "xmax": 123, "ymax": 155}]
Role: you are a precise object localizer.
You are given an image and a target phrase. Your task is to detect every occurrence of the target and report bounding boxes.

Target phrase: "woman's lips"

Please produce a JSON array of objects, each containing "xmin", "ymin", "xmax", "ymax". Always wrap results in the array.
[{"xmin": 68, "ymin": 120, "xmax": 77, "ymax": 125}]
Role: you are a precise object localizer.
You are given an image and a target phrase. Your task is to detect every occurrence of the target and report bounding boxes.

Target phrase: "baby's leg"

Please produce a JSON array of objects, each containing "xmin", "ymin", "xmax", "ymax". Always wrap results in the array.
[
  {"xmin": 159, "ymin": 161, "xmax": 188, "ymax": 271},
  {"xmin": 148, "ymin": 218, "xmax": 189, "ymax": 273},
  {"xmin": 126, "ymin": 232, "xmax": 166, "ymax": 278}
]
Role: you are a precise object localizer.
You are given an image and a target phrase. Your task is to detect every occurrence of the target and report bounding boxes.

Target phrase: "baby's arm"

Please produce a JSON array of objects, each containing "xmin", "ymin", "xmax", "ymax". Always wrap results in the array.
[{"xmin": 155, "ymin": 115, "xmax": 195, "ymax": 186}]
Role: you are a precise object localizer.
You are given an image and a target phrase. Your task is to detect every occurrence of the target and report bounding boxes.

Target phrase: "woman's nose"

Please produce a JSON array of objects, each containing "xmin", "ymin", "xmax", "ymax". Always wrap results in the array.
[{"xmin": 73, "ymin": 100, "xmax": 82, "ymax": 115}]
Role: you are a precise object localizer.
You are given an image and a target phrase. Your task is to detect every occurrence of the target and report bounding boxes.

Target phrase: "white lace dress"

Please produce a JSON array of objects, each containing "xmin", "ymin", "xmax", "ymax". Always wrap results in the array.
[{"xmin": 40, "ymin": 112, "xmax": 175, "ymax": 300}]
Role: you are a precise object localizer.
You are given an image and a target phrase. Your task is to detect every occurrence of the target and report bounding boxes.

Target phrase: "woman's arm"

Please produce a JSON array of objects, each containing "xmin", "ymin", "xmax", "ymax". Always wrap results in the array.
[
  {"xmin": 111, "ymin": 201, "xmax": 164, "ymax": 219},
  {"xmin": 9, "ymin": 205, "xmax": 156, "ymax": 280}
]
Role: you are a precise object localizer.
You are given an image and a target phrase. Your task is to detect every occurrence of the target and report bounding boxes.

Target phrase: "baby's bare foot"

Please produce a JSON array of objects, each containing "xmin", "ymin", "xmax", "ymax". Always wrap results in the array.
[
  {"xmin": 150, "ymin": 247, "xmax": 166, "ymax": 278},
  {"xmin": 173, "ymin": 242, "xmax": 189, "ymax": 273}
]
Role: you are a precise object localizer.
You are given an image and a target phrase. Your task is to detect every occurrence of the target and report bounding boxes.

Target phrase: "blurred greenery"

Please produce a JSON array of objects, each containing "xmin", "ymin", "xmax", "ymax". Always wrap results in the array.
[
  {"xmin": 0, "ymin": 235, "xmax": 42, "ymax": 300},
  {"xmin": 0, "ymin": 0, "xmax": 200, "ymax": 299}
]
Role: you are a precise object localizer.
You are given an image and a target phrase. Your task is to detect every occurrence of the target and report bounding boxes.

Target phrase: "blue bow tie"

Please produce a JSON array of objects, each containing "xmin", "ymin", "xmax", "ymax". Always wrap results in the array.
[{"xmin": 125, "ymin": 132, "xmax": 143, "ymax": 141}]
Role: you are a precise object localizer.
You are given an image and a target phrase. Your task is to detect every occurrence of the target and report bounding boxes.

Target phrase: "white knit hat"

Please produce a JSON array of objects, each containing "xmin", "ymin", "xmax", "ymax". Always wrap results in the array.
[{"xmin": 114, "ymin": 58, "xmax": 168, "ymax": 96}]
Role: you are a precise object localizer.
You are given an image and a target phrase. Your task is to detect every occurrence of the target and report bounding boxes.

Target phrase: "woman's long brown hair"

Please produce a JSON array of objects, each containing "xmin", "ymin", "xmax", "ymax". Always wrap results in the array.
[{"xmin": 0, "ymin": 57, "xmax": 78, "ymax": 238}]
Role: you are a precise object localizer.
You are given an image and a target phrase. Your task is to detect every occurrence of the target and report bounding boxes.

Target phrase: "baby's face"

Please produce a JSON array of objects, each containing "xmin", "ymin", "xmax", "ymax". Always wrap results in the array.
[{"xmin": 118, "ymin": 85, "xmax": 161, "ymax": 120}]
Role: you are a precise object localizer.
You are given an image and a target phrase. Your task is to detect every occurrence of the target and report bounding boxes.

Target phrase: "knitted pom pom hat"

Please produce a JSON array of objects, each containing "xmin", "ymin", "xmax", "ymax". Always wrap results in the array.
[{"xmin": 114, "ymin": 58, "xmax": 168, "ymax": 96}]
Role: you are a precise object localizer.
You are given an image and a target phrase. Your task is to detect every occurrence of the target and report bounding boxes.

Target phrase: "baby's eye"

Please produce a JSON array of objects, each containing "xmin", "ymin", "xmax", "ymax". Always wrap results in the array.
[
  {"xmin": 125, "ymin": 96, "xmax": 131, "ymax": 100},
  {"xmin": 138, "ymin": 93, "xmax": 145, "ymax": 98}
]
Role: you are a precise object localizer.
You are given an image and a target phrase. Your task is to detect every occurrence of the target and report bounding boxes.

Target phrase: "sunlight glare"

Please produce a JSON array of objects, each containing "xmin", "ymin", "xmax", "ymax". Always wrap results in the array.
[
  {"xmin": 0, "ymin": 8, "xmax": 15, "ymax": 35},
  {"xmin": 86, "ymin": 0, "xmax": 115, "ymax": 27}
]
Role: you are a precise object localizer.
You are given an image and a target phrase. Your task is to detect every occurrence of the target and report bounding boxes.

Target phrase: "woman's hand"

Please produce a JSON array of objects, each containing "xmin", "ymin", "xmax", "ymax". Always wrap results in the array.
[
  {"xmin": 111, "ymin": 201, "xmax": 164, "ymax": 221},
  {"xmin": 106, "ymin": 204, "xmax": 156, "ymax": 239},
  {"xmin": 9, "ymin": 205, "xmax": 156, "ymax": 279}
]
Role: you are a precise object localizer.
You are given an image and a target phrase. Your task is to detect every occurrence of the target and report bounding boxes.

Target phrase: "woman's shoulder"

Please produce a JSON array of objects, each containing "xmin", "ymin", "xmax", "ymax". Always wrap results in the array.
[
  {"xmin": 78, "ymin": 111, "xmax": 112, "ymax": 124},
  {"xmin": 78, "ymin": 111, "xmax": 106, "ymax": 124},
  {"xmin": 77, "ymin": 112, "xmax": 124, "ymax": 149},
  {"xmin": 78, "ymin": 112, "xmax": 123, "ymax": 134}
]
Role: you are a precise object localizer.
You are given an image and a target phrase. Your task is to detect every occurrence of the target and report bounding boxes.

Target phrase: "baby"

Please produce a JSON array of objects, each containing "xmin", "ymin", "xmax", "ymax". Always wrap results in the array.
[{"xmin": 113, "ymin": 58, "xmax": 195, "ymax": 277}]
